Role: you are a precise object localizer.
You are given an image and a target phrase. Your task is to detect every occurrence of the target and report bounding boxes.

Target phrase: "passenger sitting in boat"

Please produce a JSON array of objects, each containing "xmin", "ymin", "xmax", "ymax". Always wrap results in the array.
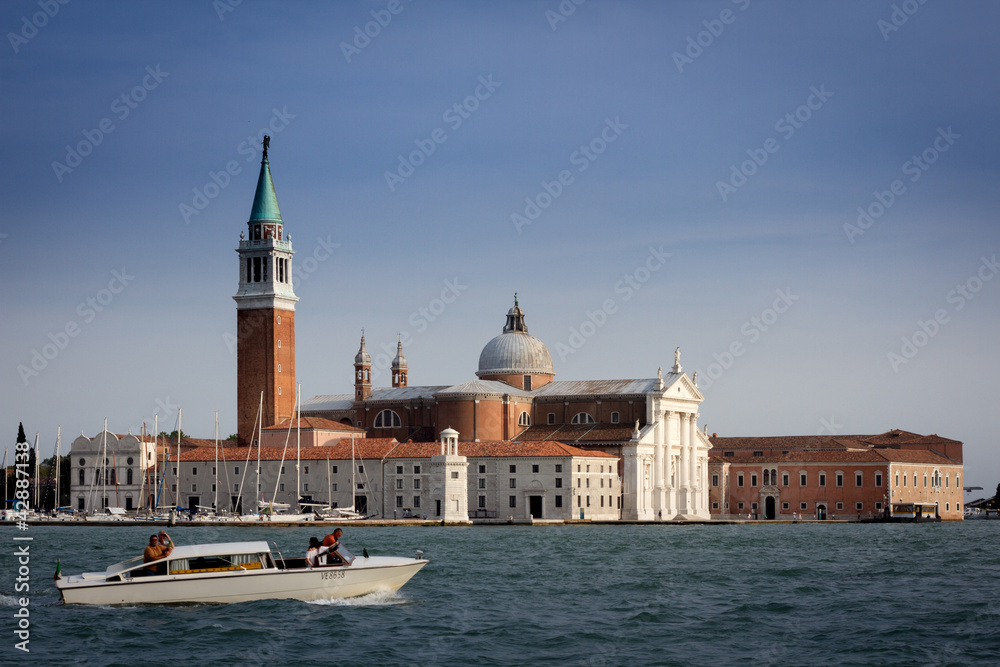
[
  {"xmin": 319, "ymin": 529, "xmax": 343, "ymax": 565},
  {"xmin": 139, "ymin": 531, "xmax": 174, "ymax": 576},
  {"xmin": 305, "ymin": 537, "xmax": 332, "ymax": 569}
]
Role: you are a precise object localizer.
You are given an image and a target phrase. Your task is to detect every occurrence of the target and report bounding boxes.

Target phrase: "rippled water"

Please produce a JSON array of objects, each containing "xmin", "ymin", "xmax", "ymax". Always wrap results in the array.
[{"xmin": 3, "ymin": 522, "xmax": 999, "ymax": 665}]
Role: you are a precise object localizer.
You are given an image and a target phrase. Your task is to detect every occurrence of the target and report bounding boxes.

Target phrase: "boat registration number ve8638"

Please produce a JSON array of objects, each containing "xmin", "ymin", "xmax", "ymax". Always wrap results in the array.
[{"xmin": 320, "ymin": 570, "xmax": 346, "ymax": 580}]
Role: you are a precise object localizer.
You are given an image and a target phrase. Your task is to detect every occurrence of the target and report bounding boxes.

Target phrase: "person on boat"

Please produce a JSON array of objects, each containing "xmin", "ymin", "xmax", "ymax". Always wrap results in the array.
[
  {"xmin": 319, "ymin": 528, "xmax": 343, "ymax": 565},
  {"xmin": 305, "ymin": 537, "xmax": 333, "ymax": 569},
  {"xmin": 140, "ymin": 531, "xmax": 174, "ymax": 575}
]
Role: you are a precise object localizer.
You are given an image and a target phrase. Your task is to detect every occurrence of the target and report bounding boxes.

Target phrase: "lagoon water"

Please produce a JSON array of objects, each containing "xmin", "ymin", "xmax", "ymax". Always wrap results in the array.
[{"xmin": 3, "ymin": 522, "xmax": 999, "ymax": 665}]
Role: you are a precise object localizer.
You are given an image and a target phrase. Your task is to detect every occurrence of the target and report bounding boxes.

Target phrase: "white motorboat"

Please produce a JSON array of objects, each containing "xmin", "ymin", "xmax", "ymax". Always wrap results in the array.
[{"xmin": 55, "ymin": 540, "xmax": 428, "ymax": 605}]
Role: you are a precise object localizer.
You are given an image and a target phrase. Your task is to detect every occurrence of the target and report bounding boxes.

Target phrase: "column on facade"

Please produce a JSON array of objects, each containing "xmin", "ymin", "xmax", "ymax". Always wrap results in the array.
[
  {"xmin": 687, "ymin": 413, "xmax": 699, "ymax": 515},
  {"xmin": 653, "ymin": 413, "xmax": 665, "ymax": 519},
  {"xmin": 664, "ymin": 410, "xmax": 675, "ymax": 517},
  {"xmin": 679, "ymin": 412, "xmax": 689, "ymax": 512}
]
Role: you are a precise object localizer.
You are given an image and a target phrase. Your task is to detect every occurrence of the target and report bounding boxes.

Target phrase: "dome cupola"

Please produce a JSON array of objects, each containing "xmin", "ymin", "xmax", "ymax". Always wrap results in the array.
[{"xmin": 476, "ymin": 296, "xmax": 554, "ymax": 390}]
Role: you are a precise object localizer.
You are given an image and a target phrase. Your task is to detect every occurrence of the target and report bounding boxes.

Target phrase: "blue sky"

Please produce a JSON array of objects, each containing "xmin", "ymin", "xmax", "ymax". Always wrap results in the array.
[{"xmin": 2, "ymin": 1, "xmax": 998, "ymax": 493}]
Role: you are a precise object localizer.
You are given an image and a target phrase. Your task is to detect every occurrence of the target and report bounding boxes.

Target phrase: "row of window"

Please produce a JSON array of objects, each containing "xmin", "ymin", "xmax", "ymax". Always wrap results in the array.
[
  {"xmin": 728, "ymin": 471, "xmax": 880, "ymax": 488},
  {"xmin": 895, "ymin": 471, "xmax": 959, "ymax": 488},
  {"xmin": 371, "ymin": 409, "xmax": 627, "ymax": 429}
]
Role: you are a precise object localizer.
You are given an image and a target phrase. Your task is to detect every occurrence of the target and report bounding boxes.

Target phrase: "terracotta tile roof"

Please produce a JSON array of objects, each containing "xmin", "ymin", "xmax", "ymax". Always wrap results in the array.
[
  {"xmin": 874, "ymin": 449, "xmax": 958, "ymax": 465},
  {"xmin": 709, "ymin": 430, "xmax": 962, "ymax": 450},
  {"xmin": 263, "ymin": 416, "xmax": 365, "ymax": 433},
  {"xmin": 177, "ymin": 438, "xmax": 400, "ymax": 462},
  {"xmin": 710, "ymin": 450, "xmax": 887, "ymax": 464},
  {"xmin": 386, "ymin": 440, "xmax": 617, "ymax": 459},
  {"xmin": 710, "ymin": 448, "xmax": 959, "ymax": 466}
]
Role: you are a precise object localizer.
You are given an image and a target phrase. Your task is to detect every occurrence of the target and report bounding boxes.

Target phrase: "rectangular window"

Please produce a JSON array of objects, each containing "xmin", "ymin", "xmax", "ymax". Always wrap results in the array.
[
  {"xmin": 555, "ymin": 496, "xmax": 563, "ymax": 508},
  {"xmin": 280, "ymin": 466, "xmax": 285, "ymax": 475},
  {"xmin": 192, "ymin": 467, "xmax": 198, "ymax": 476},
  {"xmin": 876, "ymin": 502, "xmax": 883, "ymax": 510},
  {"xmin": 782, "ymin": 502, "xmax": 789, "ymax": 510},
  {"xmin": 509, "ymin": 479, "xmax": 516, "ymax": 489},
  {"xmin": 611, "ymin": 411, "xmax": 619, "ymax": 424},
  {"xmin": 304, "ymin": 466, "xmax": 309, "ymax": 474},
  {"xmin": 413, "ymin": 496, "xmax": 421, "ymax": 508},
  {"xmin": 601, "ymin": 496, "xmax": 604, "ymax": 507},
  {"xmin": 782, "ymin": 472, "xmax": 789, "ymax": 486},
  {"xmin": 738, "ymin": 502, "xmax": 744, "ymax": 510},
  {"xmin": 235, "ymin": 466, "xmax": 240, "ymax": 475},
  {"xmin": 532, "ymin": 464, "xmax": 539, "ymax": 473},
  {"xmin": 586, "ymin": 496, "xmax": 591, "ymax": 507},
  {"xmin": 451, "ymin": 471, "xmax": 459, "ymax": 479},
  {"xmin": 478, "ymin": 478, "xmax": 486, "ymax": 489},
  {"xmin": 396, "ymin": 496, "xmax": 403, "ymax": 508},
  {"xmin": 303, "ymin": 484, "xmax": 308, "ymax": 492},
  {"xmin": 413, "ymin": 479, "xmax": 421, "ymax": 489},
  {"xmin": 191, "ymin": 484, "xmax": 197, "ymax": 493},
  {"xmin": 396, "ymin": 479, "xmax": 403, "ymax": 489},
  {"xmin": 413, "ymin": 465, "xmax": 420, "ymax": 474},
  {"xmin": 279, "ymin": 483, "xmax": 284, "ymax": 492},
  {"xmin": 212, "ymin": 484, "xmax": 216, "ymax": 492},
  {"xmin": 331, "ymin": 466, "xmax": 338, "ymax": 474},
  {"xmin": 171, "ymin": 484, "xmax": 176, "ymax": 493},
  {"xmin": 836, "ymin": 473, "xmax": 843, "ymax": 487},
  {"xmin": 555, "ymin": 464, "xmax": 562, "ymax": 473},
  {"xmin": 836, "ymin": 502, "xmax": 844, "ymax": 510},
  {"xmin": 819, "ymin": 474, "xmax": 826, "ymax": 487},
  {"xmin": 358, "ymin": 465, "xmax": 364, "ymax": 474},
  {"xmin": 800, "ymin": 502, "xmax": 808, "ymax": 510},
  {"xmin": 396, "ymin": 465, "xmax": 403, "ymax": 474},
  {"xmin": 712, "ymin": 502, "xmax": 719, "ymax": 510},
  {"xmin": 800, "ymin": 473, "xmax": 807, "ymax": 486},
  {"xmin": 331, "ymin": 483, "xmax": 338, "ymax": 491},
  {"xmin": 548, "ymin": 413, "xmax": 555, "ymax": 425},
  {"xmin": 479, "ymin": 496, "xmax": 486, "ymax": 508},
  {"xmin": 751, "ymin": 474, "xmax": 758, "ymax": 487},
  {"xmin": 903, "ymin": 474, "xmax": 907, "ymax": 487},
  {"xmin": 509, "ymin": 496, "xmax": 517, "ymax": 508},
  {"xmin": 856, "ymin": 473, "xmax": 863, "ymax": 487},
  {"xmin": 479, "ymin": 465, "xmax": 486, "ymax": 474},
  {"xmin": 856, "ymin": 502, "xmax": 863, "ymax": 510},
  {"xmin": 712, "ymin": 474, "xmax": 719, "ymax": 486},
  {"xmin": 737, "ymin": 474, "xmax": 744, "ymax": 487},
  {"xmin": 523, "ymin": 375, "xmax": 532, "ymax": 390},
  {"xmin": 586, "ymin": 479, "xmax": 590, "ymax": 488},
  {"xmin": 555, "ymin": 478, "xmax": 563, "ymax": 488},
  {"xmin": 212, "ymin": 466, "xmax": 216, "ymax": 475},
  {"xmin": 509, "ymin": 465, "xmax": 516, "ymax": 473},
  {"xmin": 234, "ymin": 484, "xmax": 238, "ymax": 492}
]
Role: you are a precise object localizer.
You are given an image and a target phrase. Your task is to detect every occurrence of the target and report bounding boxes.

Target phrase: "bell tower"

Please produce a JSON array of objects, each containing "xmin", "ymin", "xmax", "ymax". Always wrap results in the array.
[
  {"xmin": 233, "ymin": 137, "xmax": 298, "ymax": 446},
  {"xmin": 354, "ymin": 334, "xmax": 372, "ymax": 400}
]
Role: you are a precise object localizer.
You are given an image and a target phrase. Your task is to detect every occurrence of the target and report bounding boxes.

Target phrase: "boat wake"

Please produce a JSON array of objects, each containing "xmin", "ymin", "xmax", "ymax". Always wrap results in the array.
[{"xmin": 307, "ymin": 589, "xmax": 408, "ymax": 607}]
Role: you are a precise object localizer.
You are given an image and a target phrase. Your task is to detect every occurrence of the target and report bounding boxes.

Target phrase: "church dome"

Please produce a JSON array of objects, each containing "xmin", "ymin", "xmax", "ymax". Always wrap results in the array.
[{"xmin": 476, "ymin": 298, "xmax": 554, "ymax": 378}]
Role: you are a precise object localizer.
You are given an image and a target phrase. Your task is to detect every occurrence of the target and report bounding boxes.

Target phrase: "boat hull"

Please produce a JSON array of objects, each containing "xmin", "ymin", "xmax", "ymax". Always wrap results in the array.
[{"xmin": 58, "ymin": 557, "xmax": 426, "ymax": 605}]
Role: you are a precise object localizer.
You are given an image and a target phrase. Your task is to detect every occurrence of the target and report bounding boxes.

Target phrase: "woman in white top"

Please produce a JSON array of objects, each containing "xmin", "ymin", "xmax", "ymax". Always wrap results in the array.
[{"xmin": 305, "ymin": 537, "xmax": 331, "ymax": 568}]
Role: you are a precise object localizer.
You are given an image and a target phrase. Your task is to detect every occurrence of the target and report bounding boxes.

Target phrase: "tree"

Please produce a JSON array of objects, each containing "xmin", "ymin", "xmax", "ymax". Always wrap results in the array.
[
  {"xmin": 159, "ymin": 430, "xmax": 189, "ymax": 440},
  {"xmin": 227, "ymin": 433, "xmax": 239, "ymax": 441}
]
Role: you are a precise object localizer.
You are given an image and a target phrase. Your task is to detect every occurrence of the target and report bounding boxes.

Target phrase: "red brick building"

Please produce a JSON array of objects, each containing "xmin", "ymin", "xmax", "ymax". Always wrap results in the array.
[{"xmin": 708, "ymin": 431, "xmax": 964, "ymax": 520}]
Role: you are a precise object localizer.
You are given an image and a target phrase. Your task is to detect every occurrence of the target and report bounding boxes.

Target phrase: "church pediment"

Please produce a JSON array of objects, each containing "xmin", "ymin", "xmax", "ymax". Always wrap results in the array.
[{"xmin": 663, "ymin": 373, "xmax": 704, "ymax": 402}]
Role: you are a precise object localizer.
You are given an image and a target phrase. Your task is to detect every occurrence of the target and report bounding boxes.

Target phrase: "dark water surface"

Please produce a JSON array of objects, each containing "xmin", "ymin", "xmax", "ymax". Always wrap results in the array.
[{"xmin": 3, "ymin": 522, "xmax": 999, "ymax": 665}]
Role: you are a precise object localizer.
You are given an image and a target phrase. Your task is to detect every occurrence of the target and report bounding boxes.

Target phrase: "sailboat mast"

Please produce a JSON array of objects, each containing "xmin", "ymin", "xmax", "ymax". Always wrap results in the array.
[
  {"xmin": 351, "ymin": 435, "xmax": 355, "ymax": 511},
  {"xmin": 296, "ymin": 384, "xmax": 301, "ymax": 513},
  {"xmin": 54, "ymin": 427, "xmax": 61, "ymax": 511},
  {"xmin": 101, "ymin": 419, "xmax": 108, "ymax": 511},
  {"xmin": 153, "ymin": 414, "xmax": 159, "ymax": 511},
  {"xmin": 256, "ymin": 392, "xmax": 262, "ymax": 512},
  {"xmin": 214, "ymin": 411, "xmax": 219, "ymax": 513},
  {"xmin": 33, "ymin": 432, "xmax": 40, "ymax": 510},
  {"xmin": 176, "ymin": 408, "xmax": 182, "ymax": 510}
]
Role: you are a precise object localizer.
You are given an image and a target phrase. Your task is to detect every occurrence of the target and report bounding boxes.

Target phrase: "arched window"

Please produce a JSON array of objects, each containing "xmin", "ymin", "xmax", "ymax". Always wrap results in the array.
[
  {"xmin": 571, "ymin": 412, "xmax": 595, "ymax": 424},
  {"xmin": 373, "ymin": 409, "xmax": 401, "ymax": 429},
  {"xmin": 518, "ymin": 411, "xmax": 531, "ymax": 427},
  {"xmin": 127, "ymin": 469, "xmax": 133, "ymax": 485},
  {"xmin": 79, "ymin": 469, "xmax": 85, "ymax": 486}
]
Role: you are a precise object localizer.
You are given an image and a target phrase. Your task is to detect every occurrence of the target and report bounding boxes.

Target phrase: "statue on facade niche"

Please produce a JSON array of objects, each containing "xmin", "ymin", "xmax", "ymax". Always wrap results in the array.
[{"xmin": 262, "ymin": 135, "xmax": 270, "ymax": 160}]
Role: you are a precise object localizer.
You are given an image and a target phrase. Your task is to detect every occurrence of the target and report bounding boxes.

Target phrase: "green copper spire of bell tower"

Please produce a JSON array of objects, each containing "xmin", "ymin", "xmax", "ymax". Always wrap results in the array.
[{"xmin": 249, "ymin": 135, "xmax": 282, "ymax": 224}]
